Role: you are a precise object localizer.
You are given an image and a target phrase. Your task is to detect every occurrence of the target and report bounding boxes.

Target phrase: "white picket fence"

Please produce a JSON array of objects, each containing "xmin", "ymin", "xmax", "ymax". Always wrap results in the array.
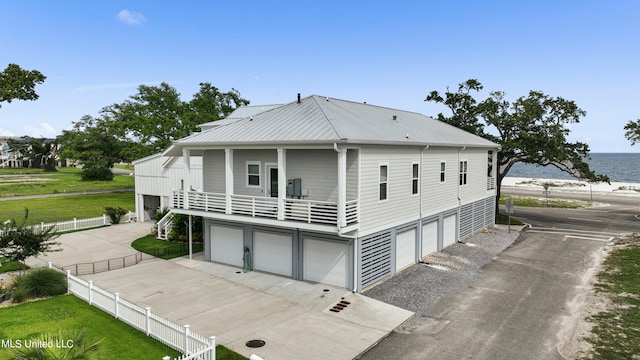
[
  {"xmin": 32, "ymin": 212, "xmax": 137, "ymax": 233},
  {"xmin": 61, "ymin": 266, "xmax": 216, "ymax": 360}
]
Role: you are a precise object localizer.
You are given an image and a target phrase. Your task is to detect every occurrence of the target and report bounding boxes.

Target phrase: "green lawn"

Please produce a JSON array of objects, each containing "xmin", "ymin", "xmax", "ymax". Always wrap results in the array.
[
  {"xmin": 0, "ymin": 258, "xmax": 28, "ymax": 274},
  {"xmin": 0, "ymin": 295, "xmax": 181, "ymax": 359},
  {"xmin": 0, "ymin": 192, "xmax": 134, "ymax": 223},
  {"xmin": 499, "ymin": 194, "xmax": 590, "ymax": 209},
  {"xmin": 583, "ymin": 235, "xmax": 640, "ymax": 359},
  {"xmin": 0, "ymin": 167, "xmax": 134, "ymax": 197},
  {"xmin": 132, "ymin": 235, "xmax": 204, "ymax": 260}
]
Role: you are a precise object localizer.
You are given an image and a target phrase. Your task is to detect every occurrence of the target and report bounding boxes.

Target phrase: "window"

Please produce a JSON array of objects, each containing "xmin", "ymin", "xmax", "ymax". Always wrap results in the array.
[
  {"xmin": 459, "ymin": 161, "xmax": 468, "ymax": 185},
  {"xmin": 412, "ymin": 163, "xmax": 419, "ymax": 195},
  {"xmin": 379, "ymin": 164, "xmax": 388, "ymax": 201},
  {"xmin": 487, "ymin": 150, "xmax": 494, "ymax": 177},
  {"xmin": 440, "ymin": 162, "xmax": 446, "ymax": 183},
  {"xmin": 247, "ymin": 161, "xmax": 261, "ymax": 187}
]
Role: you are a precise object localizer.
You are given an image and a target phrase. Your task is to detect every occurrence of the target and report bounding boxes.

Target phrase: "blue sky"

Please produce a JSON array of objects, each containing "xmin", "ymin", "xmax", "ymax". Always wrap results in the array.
[{"xmin": 1, "ymin": 1, "xmax": 639, "ymax": 152}]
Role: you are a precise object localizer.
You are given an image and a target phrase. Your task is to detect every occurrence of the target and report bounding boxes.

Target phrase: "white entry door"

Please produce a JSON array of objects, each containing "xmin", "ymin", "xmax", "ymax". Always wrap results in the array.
[
  {"xmin": 396, "ymin": 229, "xmax": 416, "ymax": 271},
  {"xmin": 253, "ymin": 231, "xmax": 293, "ymax": 276},
  {"xmin": 421, "ymin": 221, "xmax": 438, "ymax": 258},
  {"xmin": 303, "ymin": 238, "xmax": 350, "ymax": 288},
  {"xmin": 210, "ymin": 225, "xmax": 244, "ymax": 267}
]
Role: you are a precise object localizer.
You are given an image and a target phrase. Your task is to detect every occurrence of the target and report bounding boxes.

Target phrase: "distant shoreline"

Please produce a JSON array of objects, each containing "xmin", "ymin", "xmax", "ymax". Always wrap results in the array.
[{"xmin": 502, "ymin": 176, "xmax": 640, "ymax": 196}]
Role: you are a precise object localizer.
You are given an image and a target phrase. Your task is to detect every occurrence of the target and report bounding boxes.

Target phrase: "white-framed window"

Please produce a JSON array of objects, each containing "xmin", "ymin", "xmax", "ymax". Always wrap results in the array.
[
  {"xmin": 412, "ymin": 162, "xmax": 419, "ymax": 195},
  {"xmin": 246, "ymin": 161, "xmax": 261, "ymax": 187},
  {"xmin": 459, "ymin": 160, "xmax": 468, "ymax": 185},
  {"xmin": 379, "ymin": 163, "xmax": 388, "ymax": 201},
  {"xmin": 440, "ymin": 161, "xmax": 446, "ymax": 183}
]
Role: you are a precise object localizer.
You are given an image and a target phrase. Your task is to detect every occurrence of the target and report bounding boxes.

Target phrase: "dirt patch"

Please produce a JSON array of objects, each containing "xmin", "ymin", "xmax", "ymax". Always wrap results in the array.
[{"xmin": 557, "ymin": 233, "xmax": 640, "ymax": 358}]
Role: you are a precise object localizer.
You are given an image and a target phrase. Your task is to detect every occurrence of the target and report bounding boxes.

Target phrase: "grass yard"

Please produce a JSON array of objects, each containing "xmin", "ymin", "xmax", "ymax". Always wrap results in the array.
[
  {"xmin": 132, "ymin": 235, "xmax": 204, "ymax": 260},
  {"xmin": 0, "ymin": 192, "xmax": 134, "ymax": 223},
  {"xmin": 499, "ymin": 194, "xmax": 591, "ymax": 208},
  {"xmin": 583, "ymin": 234, "xmax": 640, "ymax": 359},
  {"xmin": 0, "ymin": 258, "xmax": 28, "ymax": 274},
  {"xmin": 0, "ymin": 167, "xmax": 134, "ymax": 197},
  {"xmin": 0, "ymin": 295, "xmax": 181, "ymax": 359}
]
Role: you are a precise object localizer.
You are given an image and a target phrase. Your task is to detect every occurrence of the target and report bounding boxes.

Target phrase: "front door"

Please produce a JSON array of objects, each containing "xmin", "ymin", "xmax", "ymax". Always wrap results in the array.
[{"xmin": 266, "ymin": 164, "xmax": 278, "ymax": 198}]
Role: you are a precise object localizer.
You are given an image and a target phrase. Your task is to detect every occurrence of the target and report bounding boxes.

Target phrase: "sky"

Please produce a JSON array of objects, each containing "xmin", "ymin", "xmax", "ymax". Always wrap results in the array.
[{"xmin": 1, "ymin": 1, "xmax": 639, "ymax": 152}]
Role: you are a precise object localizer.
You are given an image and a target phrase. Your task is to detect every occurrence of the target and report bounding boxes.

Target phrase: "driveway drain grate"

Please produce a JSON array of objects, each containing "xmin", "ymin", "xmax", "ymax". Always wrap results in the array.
[
  {"xmin": 246, "ymin": 339, "xmax": 266, "ymax": 348},
  {"xmin": 330, "ymin": 298, "xmax": 351, "ymax": 313}
]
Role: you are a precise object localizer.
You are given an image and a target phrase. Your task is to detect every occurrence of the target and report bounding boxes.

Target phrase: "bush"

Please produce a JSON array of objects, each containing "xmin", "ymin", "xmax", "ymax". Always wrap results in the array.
[
  {"xmin": 14, "ymin": 268, "xmax": 67, "ymax": 299},
  {"xmin": 81, "ymin": 167, "xmax": 114, "ymax": 181},
  {"xmin": 11, "ymin": 286, "xmax": 28, "ymax": 303},
  {"xmin": 105, "ymin": 206, "xmax": 128, "ymax": 224}
]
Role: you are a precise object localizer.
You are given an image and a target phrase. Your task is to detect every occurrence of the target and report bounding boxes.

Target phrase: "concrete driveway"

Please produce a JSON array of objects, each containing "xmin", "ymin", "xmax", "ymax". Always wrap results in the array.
[
  {"xmin": 29, "ymin": 223, "xmax": 413, "ymax": 360},
  {"xmin": 359, "ymin": 227, "xmax": 612, "ymax": 360}
]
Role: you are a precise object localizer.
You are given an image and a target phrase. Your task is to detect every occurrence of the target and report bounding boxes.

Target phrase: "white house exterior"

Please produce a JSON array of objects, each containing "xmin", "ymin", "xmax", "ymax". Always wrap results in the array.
[{"xmin": 135, "ymin": 95, "xmax": 499, "ymax": 292}]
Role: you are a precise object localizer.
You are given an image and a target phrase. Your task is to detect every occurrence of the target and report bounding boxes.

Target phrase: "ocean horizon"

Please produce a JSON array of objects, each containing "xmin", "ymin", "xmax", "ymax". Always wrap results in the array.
[{"xmin": 504, "ymin": 153, "xmax": 640, "ymax": 183}]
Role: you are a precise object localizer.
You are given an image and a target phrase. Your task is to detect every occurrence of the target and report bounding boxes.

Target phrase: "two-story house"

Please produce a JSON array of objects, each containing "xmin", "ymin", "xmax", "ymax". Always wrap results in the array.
[{"xmin": 134, "ymin": 95, "xmax": 499, "ymax": 292}]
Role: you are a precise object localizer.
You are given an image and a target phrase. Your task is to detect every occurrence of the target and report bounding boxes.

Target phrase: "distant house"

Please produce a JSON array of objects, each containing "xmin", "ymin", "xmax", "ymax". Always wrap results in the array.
[
  {"xmin": 0, "ymin": 136, "xmax": 66, "ymax": 168},
  {"xmin": 134, "ymin": 95, "xmax": 499, "ymax": 292}
]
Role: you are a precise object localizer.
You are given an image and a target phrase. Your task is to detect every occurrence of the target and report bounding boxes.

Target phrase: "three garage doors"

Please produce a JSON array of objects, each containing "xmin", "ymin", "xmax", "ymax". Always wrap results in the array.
[{"xmin": 209, "ymin": 224, "xmax": 350, "ymax": 288}]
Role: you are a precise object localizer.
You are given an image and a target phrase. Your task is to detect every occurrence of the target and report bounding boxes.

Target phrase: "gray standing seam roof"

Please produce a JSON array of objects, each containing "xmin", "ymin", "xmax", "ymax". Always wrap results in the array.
[{"xmin": 174, "ymin": 95, "xmax": 498, "ymax": 148}]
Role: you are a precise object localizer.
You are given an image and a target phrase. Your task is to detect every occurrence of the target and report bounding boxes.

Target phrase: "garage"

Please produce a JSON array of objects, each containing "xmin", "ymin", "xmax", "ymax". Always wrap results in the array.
[
  {"xmin": 253, "ymin": 231, "xmax": 293, "ymax": 277},
  {"xmin": 210, "ymin": 225, "xmax": 244, "ymax": 267},
  {"xmin": 142, "ymin": 195, "xmax": 161, "ymax": 221},
  {"xmin": 421, "ymin": 221, "xmax": 438, "ymax": 257},
  {"xmin": 443, "ymin": 214, "xmax": 457, "ymax": 248},
  {"xmin": 303, "ymin": 237, "xmax": 350, "ymax": 288},
  {"xmin": 395, "ymin": 229, "xmax": 416, "ymax": 271}
]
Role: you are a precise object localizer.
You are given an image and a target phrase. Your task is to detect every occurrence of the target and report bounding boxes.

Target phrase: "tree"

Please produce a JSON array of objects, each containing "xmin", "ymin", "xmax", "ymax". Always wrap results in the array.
[
  {"xmin": 0, "ymin": 209, "xmax": 61, "ymax": 265},
  {"xmin": 0, "ymin": 63, "xmax": 46, "ymax": 108},
  {"xmin": 426, "ymin": 79, "xmax": 609, "ymax": 214},
  {"xmin": 26, "ymin": 138, "xmax": 59, "ymax": 172},
  {"xmin": 624, "ymin": 119, "xmax": 640, "ymax": 145},
  {"xmin": 101, "ymin": 82, "xmax": 250, "ymax": 160},
  {"xmin": 57, "ymin": 115, "xmax": 125, "ymax": 180}
]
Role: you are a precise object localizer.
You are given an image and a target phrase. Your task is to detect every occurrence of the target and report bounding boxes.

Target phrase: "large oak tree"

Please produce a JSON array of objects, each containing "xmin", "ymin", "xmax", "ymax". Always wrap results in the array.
[
  {"xmin": 426, "ymin": 79, "xmax": 609, "ymax": 214},
  {"xmin": 0, "ymin": 63, "xmax": 46, "ymax": 108},
  {"xmin": 624, "ymin": 119, "xmax": 640, "ymax": 145}
]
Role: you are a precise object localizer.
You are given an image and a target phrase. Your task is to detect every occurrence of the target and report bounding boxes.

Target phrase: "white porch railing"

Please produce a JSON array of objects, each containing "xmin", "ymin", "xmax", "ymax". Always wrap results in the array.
[
  {"xmin": 62, "ymin": 265, "xmax": 216, "ymax": 360},
  {"xmin": 173, "ymin": 190, "xmax": 359, "ymax": 228}
]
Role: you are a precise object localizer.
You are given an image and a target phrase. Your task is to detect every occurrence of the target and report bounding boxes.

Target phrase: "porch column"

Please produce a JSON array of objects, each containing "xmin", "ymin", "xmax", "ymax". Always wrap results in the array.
[
  {"xmin": 225, "ymin": 148, "xmax": 234, "ymax": 214},
  {"xmin": 183, "ymin": 148, "xmax": 191, "ymax": 210},
  {"xmin": 188, "ymin": 215, "xmax": 193, "ymax": 260},
  {"xmin": 277, "ymin": 148, "xmax": 287, "ymax": 220},
  {"xmin": 337, "ymin": 147, "xmax": 347, "ymax": 228}
]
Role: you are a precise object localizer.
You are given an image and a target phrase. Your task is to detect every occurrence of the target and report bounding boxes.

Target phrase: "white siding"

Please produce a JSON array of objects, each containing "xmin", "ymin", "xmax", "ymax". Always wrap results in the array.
[
  {"xmin": 421, "ymin": 148, "xmax": 459, "ymax": 217},
  {"xmin": 359, "ymin": 146, "xmax": 421, "ymax": 232},
  {"xmin": 459, "ymin": 149, "xmax": 495, "ymax": 204}
]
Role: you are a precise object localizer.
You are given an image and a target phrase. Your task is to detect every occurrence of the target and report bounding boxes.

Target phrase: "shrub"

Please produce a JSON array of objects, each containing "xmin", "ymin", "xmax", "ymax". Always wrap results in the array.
[
  {"xmin": 105, "ymin": 206, "xmax": 128, "ymax": 224},
  {"xmin": 11, "ymin": 286, "xmax": 28, "ymax": 303},
  {"xmin": 15, "ymin": 268, "xmax": 67, "ymax": 298},
  {"xmin": 81, "ymin": 167, "xmax": 114, "ymax": 181}
]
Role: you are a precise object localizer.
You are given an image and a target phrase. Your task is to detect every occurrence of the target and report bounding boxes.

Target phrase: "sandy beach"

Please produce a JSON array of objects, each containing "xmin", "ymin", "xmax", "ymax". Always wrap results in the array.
[{"xmin": 502, "ymin": 176, "xmax": 640, "ymax": 196}]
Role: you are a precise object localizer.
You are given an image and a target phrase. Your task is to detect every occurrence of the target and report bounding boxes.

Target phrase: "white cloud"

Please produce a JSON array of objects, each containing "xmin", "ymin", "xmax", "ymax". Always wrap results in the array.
[
  {"xmin": 0, "ymin": 128, "xmax": 16, "ymax": 137},
  {"xmin": 23, "ymin": 123, "xmax": 57, "ymax": 138},
  {"xmin": 116, "ymin": 9, "xmax": 146, "ymax": 25}
]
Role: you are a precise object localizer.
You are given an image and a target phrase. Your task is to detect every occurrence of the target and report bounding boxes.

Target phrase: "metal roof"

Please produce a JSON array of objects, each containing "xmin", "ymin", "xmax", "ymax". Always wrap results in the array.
[
  {"xmin": 170, "ymin": 95, "xmax": 498, "ymax": 151},
  {"xmin": 198, "ymin": 104, "xmax": 283, "ymax": 131}
]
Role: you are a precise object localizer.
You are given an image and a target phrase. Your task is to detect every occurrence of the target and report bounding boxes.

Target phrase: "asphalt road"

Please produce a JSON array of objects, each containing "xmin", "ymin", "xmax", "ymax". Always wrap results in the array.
[{"xmin": 360, "ymin": 194, "xmax": 638, "ymax": 360}]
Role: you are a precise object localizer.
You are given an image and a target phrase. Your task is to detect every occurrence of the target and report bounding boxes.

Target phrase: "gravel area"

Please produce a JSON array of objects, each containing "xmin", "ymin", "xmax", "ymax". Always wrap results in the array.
[{"xmin": 364, "ymin": 226, "xmax": 521, "ymax": 319}]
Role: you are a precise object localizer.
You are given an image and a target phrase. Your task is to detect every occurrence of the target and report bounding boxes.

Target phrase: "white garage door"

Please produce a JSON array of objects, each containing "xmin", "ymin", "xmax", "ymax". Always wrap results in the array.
[
  {"xmin": 396, "ymin": 229, "xmax": 416, "ymax": 271},
  {"xmin": 303, "ymin": 238, "xmax": 349, "ymax": 288},
  {"xmin": 253, "ymin": 231, "xmax": 293, "ymax": 276},
  {"xmin": 211, "ymin": 225, "xmax": 244, "ymax": 267},
  {"xmin": 421, "ymin": 221, "xmax": 438, "ymax": 258},
  {"xmin": 443, "ymin": 215, "xmax": 457, "ymax": 248}
]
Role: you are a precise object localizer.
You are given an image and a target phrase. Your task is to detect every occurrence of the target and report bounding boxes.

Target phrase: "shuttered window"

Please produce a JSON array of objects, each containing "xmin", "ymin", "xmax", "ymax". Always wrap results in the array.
[
  {"xmin": 412, "ymin": 163, "xmax": 419, "ymax": 195},
  {"xmin": 379, "ymin": 164, "xmax": 388, "ymax": 201}
]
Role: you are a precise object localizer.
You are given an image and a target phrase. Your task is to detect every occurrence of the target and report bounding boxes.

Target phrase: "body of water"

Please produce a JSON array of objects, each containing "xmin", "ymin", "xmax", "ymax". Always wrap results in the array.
[{"xmin": 505, "ymin": 153, "xmax": 640, "ymax": 183}]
